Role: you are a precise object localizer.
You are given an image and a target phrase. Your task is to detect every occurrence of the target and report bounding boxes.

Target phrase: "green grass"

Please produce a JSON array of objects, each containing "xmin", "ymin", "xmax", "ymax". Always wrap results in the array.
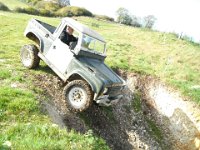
[
  {"xmin": 0, "ymin": 123, "xmax": 108, "ymax": 150},
  {"xmin": 0, "ymin": 69, "xmax": 11, "ymax": 80},
  {"xmin": 0, "ymin": 11, "xmax": 109, "ymax": 149},
  {"xmin": 0, "ymin": 0, "xmax": 28, "ymax": 10},
  {"xmin": 131, "ymin": 91, "xmax": 142, "ymax": 112},
  {"xmin": 146, "ymin": 118, "xmax": 164, "ymax": 145}
]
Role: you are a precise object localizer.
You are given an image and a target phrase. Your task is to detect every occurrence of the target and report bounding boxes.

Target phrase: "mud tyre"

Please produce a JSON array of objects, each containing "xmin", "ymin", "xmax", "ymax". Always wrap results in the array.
[
  {"xmin": 20, "ymin": 44, "xmax": 40, "ymax": 69},
  {"xmin": 63, "ymin": 80, "xmax": 93, "ymax": 112}
]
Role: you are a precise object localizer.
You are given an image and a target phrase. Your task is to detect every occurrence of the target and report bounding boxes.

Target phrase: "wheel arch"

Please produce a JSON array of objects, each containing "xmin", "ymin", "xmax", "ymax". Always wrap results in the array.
[
  {"xmin": 67, "ymin": 73, "xmax": 96, "ymax": 93},
  {"xmin": 66, "ymin": 66, "xmax": 105, "ymax": 100},
  {"xmin": 25, "ymin": 32, "xmax": 44, "ymax": 52}
]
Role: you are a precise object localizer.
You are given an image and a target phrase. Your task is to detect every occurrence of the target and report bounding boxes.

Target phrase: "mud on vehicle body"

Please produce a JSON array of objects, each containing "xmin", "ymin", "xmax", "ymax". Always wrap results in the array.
[{"xmin": 21, "ymin": 17, "xmax": 125, "ymax": 112}]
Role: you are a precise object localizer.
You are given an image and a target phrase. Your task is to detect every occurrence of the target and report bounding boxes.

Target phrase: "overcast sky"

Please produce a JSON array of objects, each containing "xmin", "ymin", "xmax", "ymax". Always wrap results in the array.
[{"xmin": 71, "ymin": 0, "xmax": 200, "ymax": 43}]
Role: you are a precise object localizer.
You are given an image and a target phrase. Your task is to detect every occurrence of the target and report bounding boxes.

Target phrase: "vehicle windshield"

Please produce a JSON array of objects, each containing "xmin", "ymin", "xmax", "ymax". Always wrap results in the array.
[{"xmin": 81, "ymin": 34, "xmax": 105, "ymax": 54}]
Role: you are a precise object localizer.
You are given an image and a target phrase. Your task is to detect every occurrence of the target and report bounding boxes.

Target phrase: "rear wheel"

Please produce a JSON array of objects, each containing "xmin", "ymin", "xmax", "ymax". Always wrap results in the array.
[
  {"xmin": 20, "ymin": 44, "xmax": 40, "ymax": 69},
  {"xmin": 63, "ymin": 80, "xmax": 93, "ymax": 112}
]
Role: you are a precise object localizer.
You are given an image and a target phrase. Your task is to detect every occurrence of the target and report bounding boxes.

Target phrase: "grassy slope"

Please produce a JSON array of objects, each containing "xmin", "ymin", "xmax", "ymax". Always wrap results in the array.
[
  {"xmin": 0, "ymin": 0, "xmax": 28, "ymax": 9},
  {"xmin": 0, "ymin": 11, "xmax": 109, "ymax": 150},
  {"xmin": 0, "ymin": 5, "xmax": 199, "ymax": 149},
  {"xmin": 76, "ymin": 17, "xmax": 200, "ymax": 102}
]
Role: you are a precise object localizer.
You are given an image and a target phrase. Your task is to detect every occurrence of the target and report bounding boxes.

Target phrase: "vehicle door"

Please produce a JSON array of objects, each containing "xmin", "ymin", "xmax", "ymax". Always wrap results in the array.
[{"xmin": 45, "ymin": 38, "xmax": 73, "ymax": 74}]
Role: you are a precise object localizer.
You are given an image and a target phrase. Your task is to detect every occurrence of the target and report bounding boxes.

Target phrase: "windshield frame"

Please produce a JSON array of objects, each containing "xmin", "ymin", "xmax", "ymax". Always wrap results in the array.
[{"xmin": 80, "ymin": 33, "xmax": 106, "ymax": 55}]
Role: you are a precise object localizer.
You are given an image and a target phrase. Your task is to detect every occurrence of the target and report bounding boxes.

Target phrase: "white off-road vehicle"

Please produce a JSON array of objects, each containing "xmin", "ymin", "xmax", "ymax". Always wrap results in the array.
[{"xmin": 21, "ymin": 17, "xmax": 125, "ymax": 112}]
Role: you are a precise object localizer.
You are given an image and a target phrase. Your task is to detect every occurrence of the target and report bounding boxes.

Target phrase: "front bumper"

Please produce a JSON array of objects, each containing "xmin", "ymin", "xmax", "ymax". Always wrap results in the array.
[{"xmin": 96, "ymin": 95, "xmax": 123, "ymax": 106}]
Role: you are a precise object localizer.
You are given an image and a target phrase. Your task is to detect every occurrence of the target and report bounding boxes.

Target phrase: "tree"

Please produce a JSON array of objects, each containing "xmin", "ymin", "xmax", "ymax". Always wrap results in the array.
[
  {"xmin": 116, "ymin": 7, "xmax": 132, "ymax": 25},
  {"xmin": 131, "ymin": 15, "xmax": 142, "ymax": 27},
  {"xmin": 144, "ymin": 15, "xmax": 156, "ymax": 29},
  {"xmin": 58, "ymin": 0, "xmax": 70, "ymax": 7}
]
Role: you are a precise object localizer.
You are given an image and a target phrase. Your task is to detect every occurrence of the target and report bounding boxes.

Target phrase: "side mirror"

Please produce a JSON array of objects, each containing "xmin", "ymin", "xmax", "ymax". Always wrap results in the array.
[{"xmin": 69, "ymin": 41, "xmax": 77, "ymax": 50}]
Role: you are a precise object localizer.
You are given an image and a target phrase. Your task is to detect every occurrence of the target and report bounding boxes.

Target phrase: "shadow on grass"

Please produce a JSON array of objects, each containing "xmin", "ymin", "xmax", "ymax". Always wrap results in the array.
[{"xmin": 42, "ymin": 98, "xmax": 134, "ymax": 150}]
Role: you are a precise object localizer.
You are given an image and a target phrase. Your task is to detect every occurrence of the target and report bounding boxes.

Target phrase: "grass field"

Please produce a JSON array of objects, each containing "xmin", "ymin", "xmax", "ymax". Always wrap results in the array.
[
  {"xmin": 0, "ymin": 0, "xmax": 28, "ymax": 9},
  {"xmin": 0, "ymin": 5, "xmax": 199, "ymax": 149}
]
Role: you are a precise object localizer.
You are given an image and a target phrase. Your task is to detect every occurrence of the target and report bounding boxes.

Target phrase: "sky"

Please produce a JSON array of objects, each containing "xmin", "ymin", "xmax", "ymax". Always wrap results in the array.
[{"xmin": 71, "ymin": 0, "xmax": 200, "ymax": 43}]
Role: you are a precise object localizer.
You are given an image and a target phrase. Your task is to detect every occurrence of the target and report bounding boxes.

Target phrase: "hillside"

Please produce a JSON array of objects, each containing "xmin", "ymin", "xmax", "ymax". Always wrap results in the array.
[
  {"xmin": 0, "ymin": 4, "xmax": 200, "ymax": 149},
  {"xmin": 1, "ymin": 0, "xmax": 199, "ymax": 102},
  {"xmin": 0, "ymin": 0, "xmax": 28, "ymax": 9}
]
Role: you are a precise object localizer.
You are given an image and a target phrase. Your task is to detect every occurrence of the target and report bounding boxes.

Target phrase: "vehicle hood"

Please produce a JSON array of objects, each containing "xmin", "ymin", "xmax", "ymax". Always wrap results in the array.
[{"xmin": 78, "ymin": 57, "xmax": 124, "ymax": 87}]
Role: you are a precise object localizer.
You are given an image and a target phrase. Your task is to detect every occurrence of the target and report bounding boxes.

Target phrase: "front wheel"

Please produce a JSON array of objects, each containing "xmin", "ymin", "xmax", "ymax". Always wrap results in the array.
[
  {"xmin": 20, "ymin": 44, "xmax": 40, "ymax": 69},
  {"xmin": 63, "ymin": 80, "xmax": 93, "ymax": 112}
]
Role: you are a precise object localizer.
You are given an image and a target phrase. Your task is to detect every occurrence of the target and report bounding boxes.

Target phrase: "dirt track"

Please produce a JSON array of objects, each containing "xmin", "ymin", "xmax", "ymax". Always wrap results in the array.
[{"xmin": 32, "ymin": 67, "xmax": 163, "ymax": 150}]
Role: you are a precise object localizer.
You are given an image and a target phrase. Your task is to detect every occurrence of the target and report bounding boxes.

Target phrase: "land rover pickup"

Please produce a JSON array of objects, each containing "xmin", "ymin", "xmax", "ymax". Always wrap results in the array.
[{"xmin": 21, "ymin": 18, "xmax": 125, "ymax": 112}]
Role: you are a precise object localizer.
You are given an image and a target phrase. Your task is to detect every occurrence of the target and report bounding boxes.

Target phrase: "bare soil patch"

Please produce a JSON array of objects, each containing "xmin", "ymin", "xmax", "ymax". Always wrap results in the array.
[{"xmin": 30, "ymin": 67, "xmax": 163, "ymax": 150}]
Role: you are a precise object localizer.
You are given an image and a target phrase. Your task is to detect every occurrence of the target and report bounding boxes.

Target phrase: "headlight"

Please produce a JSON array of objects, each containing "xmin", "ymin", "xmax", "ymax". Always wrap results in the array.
[{"xmin": 103, "ymin": 87, "xmax": 108, "ymax": 94}]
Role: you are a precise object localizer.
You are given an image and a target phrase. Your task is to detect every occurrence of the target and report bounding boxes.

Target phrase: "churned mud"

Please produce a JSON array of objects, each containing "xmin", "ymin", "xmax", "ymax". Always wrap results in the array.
[
  {"xmin": 31, "ymin": 67, "xmax": 163, "ymax": 150},
  {"xmin": 119, "ymin": 70, "xmax": 200, "ymax": 150},
  {"xmin": 23, "ymin": 65, "xmax": 200, "ymax": 150}
]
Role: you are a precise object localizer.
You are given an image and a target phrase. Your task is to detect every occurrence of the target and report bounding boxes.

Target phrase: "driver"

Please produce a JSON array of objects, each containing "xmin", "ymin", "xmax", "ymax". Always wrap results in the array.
[{"xmin": 60, "ymin": 26, "xmax": 77, "ymax": 46}]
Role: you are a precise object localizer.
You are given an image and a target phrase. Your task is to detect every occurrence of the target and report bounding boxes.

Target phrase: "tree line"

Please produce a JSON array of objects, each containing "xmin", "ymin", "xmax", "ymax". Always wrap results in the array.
[{"xmin": 116, "ymin": 7, "xmax": 156, "ymax": 29}]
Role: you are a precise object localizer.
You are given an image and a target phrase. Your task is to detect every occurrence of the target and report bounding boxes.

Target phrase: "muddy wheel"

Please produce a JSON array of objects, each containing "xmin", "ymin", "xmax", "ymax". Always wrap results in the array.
[
  {"xmin": 63, "ymin": 80, "xmax": 93, "ymax": 112},
  {"xmin": 20, "ymin": 44, "xmax": 40, "ymax": 69}
]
